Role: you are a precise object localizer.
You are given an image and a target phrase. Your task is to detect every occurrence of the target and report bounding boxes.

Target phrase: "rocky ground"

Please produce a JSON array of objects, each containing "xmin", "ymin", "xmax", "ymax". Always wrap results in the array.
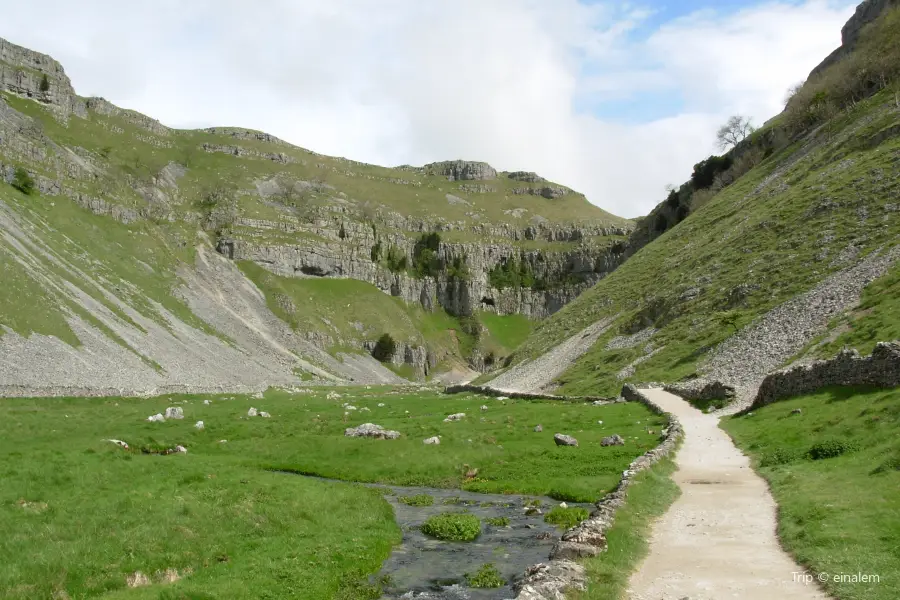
[
  {"xmin": 485, "ymin": 316, "xmax": 617, "ymax": 394},
  {"xmin": 702, "ymin": 245, "xmax": 900, "ymax": 412}
]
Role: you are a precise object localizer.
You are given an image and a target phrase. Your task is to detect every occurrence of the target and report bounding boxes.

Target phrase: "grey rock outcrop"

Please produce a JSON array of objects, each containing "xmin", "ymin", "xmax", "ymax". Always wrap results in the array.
[
  {"xmin": 600, "ymin": 434, "xmax": 625, "ymax": 447},
  {"xmin": 809, "ymin": 0, "xmax": 899, "ymax": 78},
  {"xmin": 344, "ymin": 423, "xmax": 401, "ymax": 440},
  {"xmin": 0, "ymin": 37, "xmax": 87, "ymax": 119},
  {"xmin": 423, "ymin": 160, "xmax": 497, "ymax": 181}
]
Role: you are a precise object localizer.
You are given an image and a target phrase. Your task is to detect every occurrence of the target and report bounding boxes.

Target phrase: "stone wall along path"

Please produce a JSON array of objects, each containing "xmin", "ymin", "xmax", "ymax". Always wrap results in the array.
[{"xmin": 627, "ymin": 389, "xmax": 829, "ymax": 600}]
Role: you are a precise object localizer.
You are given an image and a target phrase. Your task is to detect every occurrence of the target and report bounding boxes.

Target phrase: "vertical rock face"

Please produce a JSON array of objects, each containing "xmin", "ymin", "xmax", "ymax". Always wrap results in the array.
[
  {"xmin": 423, "ymin": 160, "xmax": 498, "ymax": 181},
  {"xmin": 0, "ymin": 37, "xmax": 87, "ymax": 118},
  {"xmin": 224, "ymin": 209, "xmax": 630, "ymax": 320},
  {"xmin": 808, "ymin": 0, "xmax": 898, "ymax": 78}
]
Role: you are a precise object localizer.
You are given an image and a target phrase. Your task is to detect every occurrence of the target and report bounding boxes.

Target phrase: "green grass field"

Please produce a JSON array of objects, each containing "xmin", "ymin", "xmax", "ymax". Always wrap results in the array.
[
  {"xmin": 723, "ymin": 386, "xmax": 900, "ymax": 600},
  {"xmin": 0, "ymin": 388, "xmax": 664, "ymax": 599}
]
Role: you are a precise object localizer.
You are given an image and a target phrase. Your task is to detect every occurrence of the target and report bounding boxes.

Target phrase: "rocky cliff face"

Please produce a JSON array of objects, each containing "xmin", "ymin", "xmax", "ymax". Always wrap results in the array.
[
  {"xmin": 809, "ymin": 0, "xmax": 898, "ymax": 78},
  {"xmin": 0, "ymin": 38, "xmax": 87, "ymax": 119},
  {"xmin": 219, "ymin": 201, "xmax": 630, "ymax": 319}
]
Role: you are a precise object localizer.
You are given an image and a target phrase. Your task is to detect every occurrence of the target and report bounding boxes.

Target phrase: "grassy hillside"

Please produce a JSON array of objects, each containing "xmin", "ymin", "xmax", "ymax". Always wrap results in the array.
[
  {"xmin": 0, "ymin": 90, "xmax": 626, "ymax": 232},
  {"xmin": 512, "ymin": 85, "xmax": 900, "ymax": 396},
  {"xmin": 724, "ymin": 386, "xmax": 900, "ymax": 600}
]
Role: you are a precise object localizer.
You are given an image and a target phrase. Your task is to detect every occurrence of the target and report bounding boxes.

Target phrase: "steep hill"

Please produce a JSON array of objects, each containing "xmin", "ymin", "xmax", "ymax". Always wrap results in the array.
[
  {"xmin": 493, "ymin": 3, "xmax": 900, "ymax": 405},
  {"xmin": 0, "ymin": 35, "xmax": 635, "ymax": 393}
]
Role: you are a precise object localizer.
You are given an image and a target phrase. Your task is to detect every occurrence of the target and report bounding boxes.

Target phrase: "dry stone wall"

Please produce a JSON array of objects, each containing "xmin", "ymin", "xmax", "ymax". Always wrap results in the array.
[
  {"xmin": 751, "ymin": 341, "xmax": 900, "ymax": 409},
  {"xmin": 508, "ymin": 384, "xmax": 683, "ymax": 599}
]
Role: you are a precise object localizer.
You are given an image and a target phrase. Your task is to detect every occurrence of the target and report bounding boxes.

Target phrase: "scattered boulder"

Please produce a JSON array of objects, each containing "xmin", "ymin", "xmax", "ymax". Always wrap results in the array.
[
  {"xmin": 423, "ymin": 436, "xmax": 441, "ymax": 445},
  {"xmin": 174, "ymin": 445, "xmax": 187, "ymax": 454},
  {"xmin": 203, "ymin": 399, "xmax": 211, "ymax": 405},
  {"xmin": 554, "ymin": 434, "xmax": 579, "ymax": 447},
  {"xmin": 106, "ymin": 439, "xmax": 129, "ymax": 450},
  {"xmin": 247, "ymin": 407, "xmax": 258, "ymax": 417},
  {"xmin": 444, "ymin": 413, "xmax": 466, "ymax": 422},
  {"xmin": 481, "ymin": 405, "xmax": 489, "ymax": 411},
  {"xmin": 601, "ymin": 435, "xmax": 625, "ymax": 447},
  {"xmin": 344, "ymin": 423, "xmax": 401, "ymax": 440},
  {"xmin": 559, "ymin": 502, "xmax": 568, "ymax": 508},
  {"xmin": 327, "ymin": 391, "xmax": 342, "ymax": 400},
  {"xmin": 377, "ymin": 403, "xmax": 386, "ymax": 407},
  {"xmin": 260, "ymin": 411, "xmax": 271, "ymax": 418},
  {"xmin": 194, "ymin": 421, "xmax": 204, "ymax": 430},
  {"xmin": 164, "ymin": 407, "xmax": 184, "ymax": 420},
  {"xmin": 534, "ymin": 424, "xmax": 543, "ymax": 432},
  {"xmin": 147, "ymin": 413, "xmax": 165, "ymax": 423},
  {"xmin": 791, "ymin": 408, "xmax": 803, "ymax": 415}
]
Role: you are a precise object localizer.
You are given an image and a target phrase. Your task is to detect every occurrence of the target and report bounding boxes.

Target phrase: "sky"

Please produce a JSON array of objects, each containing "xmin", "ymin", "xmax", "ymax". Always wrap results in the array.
[{"xmin": 0, "ymin": 0, "xmax": 857, "ymax": 217}]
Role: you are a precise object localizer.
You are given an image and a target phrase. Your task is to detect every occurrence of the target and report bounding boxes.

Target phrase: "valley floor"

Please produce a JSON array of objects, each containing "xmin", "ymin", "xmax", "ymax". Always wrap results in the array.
[{"xmin": 0, "ymin": 386, "xmax": 664, "ymax": 599}]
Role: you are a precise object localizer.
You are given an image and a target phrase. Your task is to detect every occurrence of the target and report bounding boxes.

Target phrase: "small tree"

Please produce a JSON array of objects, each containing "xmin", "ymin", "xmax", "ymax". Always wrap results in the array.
[
  {"xmin": 716, "ymin": 115, "xmax": 755, "ymax": 150},
  {"xmin": 11, "ymin": 167, "xmax": 36, "ymax": 196},
  {"xmin": 39, "ymin": 74, "xmax": 50, "ymax": 92},
  {"xmin": 372, "ymin": 333, "xmax": 397, "ymax": 362}
]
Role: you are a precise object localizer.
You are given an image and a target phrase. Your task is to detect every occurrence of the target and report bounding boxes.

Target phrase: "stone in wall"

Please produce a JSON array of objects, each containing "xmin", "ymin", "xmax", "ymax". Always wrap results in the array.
[
  {"xmin": 665, "ymin": 378, "xmax": 736, "ymax": 404},
  {"xmin": 751, "ymin": 341, "xmax": 900, "ymax": 409}
]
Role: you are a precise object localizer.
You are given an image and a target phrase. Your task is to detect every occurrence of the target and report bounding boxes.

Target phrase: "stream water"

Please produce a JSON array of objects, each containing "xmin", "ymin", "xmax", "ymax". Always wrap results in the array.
[{"xmin": 361, "ymin": 482, "xmax": 594, "ymax": 599}]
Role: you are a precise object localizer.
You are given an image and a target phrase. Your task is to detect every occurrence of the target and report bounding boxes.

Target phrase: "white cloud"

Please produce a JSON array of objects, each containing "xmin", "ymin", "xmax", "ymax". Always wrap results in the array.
[{"xmin": 0, "ymin": 0, "xmax": 855, "ymax": 217}]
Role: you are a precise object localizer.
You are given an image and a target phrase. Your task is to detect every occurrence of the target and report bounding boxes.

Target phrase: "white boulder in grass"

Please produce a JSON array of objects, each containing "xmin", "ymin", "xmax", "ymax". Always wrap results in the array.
[
  {"xmin": 147, "ymin": 413, "xmax": 165, "ymax": 423},
  {"xmin": 194, "ymin": 421, "xmax": 205, "ymax": 430},
  {"xmin": 260, "ymin": 411, "xmax": 271, "ymax": 418},
  {"xmin": 164, "ymin": 407, "xmax": 184, "ymax": 420},
  {"xmin": 481, "ymin": 405, "xmax": 489, "ymax": 411},
  {"xmin": 443, "ymin": 413, "xmax": 466, "ymax": 423},
  {"xmin": 423, "ymin": 436, "xmax": 441, "ymax": 445},
  {"xmin": 248, "ymin": 407, "xmax": 258, "ymax": 417},
  {"xmin": 107, "ymin": 439, "xmax": 129, "ymax": 449},
  {"xmin": 203, "ymin": 399, "xmax": 211, "ymax": 405},
  {"xmin": 174, "ymin": 445, "xmax": 188, "ymax": 454}
]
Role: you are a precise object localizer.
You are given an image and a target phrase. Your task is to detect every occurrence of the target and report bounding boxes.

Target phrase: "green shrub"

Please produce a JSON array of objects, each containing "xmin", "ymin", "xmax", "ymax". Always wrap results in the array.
[
  {"xmin": 39, "ymin": 73, "xmax": 50, "ymax": 92},
  {"xmin": 485, "ymin": 516, "xmax": 509, "ymax": 527},
  {"xmin": 421, "ymin": 512, "xmax": 481, "ymax": 541},
  {"xmin": 760, "ymin": 447, "xmax": 799, "ymax": 467},
  {"xmin": 372, "ymin": 333, "xmax": 397, "ymax": 362},
  {"xmin": 543, "ymin": 506, "xmax": 589, "ymax": 529},
  {"xmin": 807, "ymin": 439, "xmax": 858, "ymax": 461},
  {"xmin": 465, "ymin": 563, "xmax": 505, "ymax": 588},
  {"xmin": 398, "ymin": 494, "xmax": 434, "ymax": 506},
  {"xmin": 11, "ymin": 167, "xmax": 36, "ymax": 196},
  {"xmin": 384, "ymin": 245, "xmax": 407, "ymax": 273}
]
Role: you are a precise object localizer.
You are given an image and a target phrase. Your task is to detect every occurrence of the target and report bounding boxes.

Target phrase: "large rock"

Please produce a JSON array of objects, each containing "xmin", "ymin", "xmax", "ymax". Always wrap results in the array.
[
  {"xmin": 164, "ymin": 407, "xmax": 184, "ymax": 420},
  {"xmin": 424, "ymin": 160, "xmax": 497, "ymax": 181},
  {"xmin": 423, "ymin": 436, "xmax": 440, "ymax": 445},
  {"xmin": 554, "ymin": 433, "xmax": 578, "ymax": 447},
  {"xmin": 344, "ymin": 423, "xmax": 401, "ymax": 440},
  {"xmin": 443, "ymin": 413, "xmax": 466, "ymax": 422},
  {"xmin": 601, "ymin": 434, "xmax": 625, "ymax": 447}
]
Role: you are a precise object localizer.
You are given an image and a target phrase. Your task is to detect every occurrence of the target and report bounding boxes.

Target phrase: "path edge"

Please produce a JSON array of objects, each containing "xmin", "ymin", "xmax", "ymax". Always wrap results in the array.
[{"xmin": 510, "ymin": 384, "xmax": 683, "ymax": 599}]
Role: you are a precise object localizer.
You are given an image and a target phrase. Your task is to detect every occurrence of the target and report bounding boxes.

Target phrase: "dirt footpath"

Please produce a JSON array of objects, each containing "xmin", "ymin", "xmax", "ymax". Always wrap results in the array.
[{"xmin": 627, "ymin": 389, "xmax": 829, "ymax": 600}]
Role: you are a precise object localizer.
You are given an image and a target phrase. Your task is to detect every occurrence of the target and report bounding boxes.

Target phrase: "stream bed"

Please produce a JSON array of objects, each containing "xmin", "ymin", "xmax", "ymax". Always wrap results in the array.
[{"xmin": 363, "ymin": 482, "xmax": 595, "ymax": 599}]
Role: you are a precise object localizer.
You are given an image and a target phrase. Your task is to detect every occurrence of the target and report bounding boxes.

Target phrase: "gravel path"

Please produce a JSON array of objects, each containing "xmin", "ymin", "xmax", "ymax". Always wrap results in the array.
[
  {"xmin": 627, "ymin": 389, "xmax": 829, "ymax": 600},
  {"xmin": 486, "ymin": 316, "xmax": 616, "ymax": 394}
]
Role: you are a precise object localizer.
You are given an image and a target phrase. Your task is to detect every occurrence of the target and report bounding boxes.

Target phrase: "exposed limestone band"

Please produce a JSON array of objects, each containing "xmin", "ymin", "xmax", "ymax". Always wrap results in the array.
[{"xmin": 511, "ymin": 384, "xmax": 683, "ymax": 599}]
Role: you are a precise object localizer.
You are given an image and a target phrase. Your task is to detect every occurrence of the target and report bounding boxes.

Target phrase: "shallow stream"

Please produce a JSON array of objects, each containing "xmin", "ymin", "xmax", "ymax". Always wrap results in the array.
[{"xmin": 363, "ymin": 482, "xmax": 594, "ymax": 599}]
